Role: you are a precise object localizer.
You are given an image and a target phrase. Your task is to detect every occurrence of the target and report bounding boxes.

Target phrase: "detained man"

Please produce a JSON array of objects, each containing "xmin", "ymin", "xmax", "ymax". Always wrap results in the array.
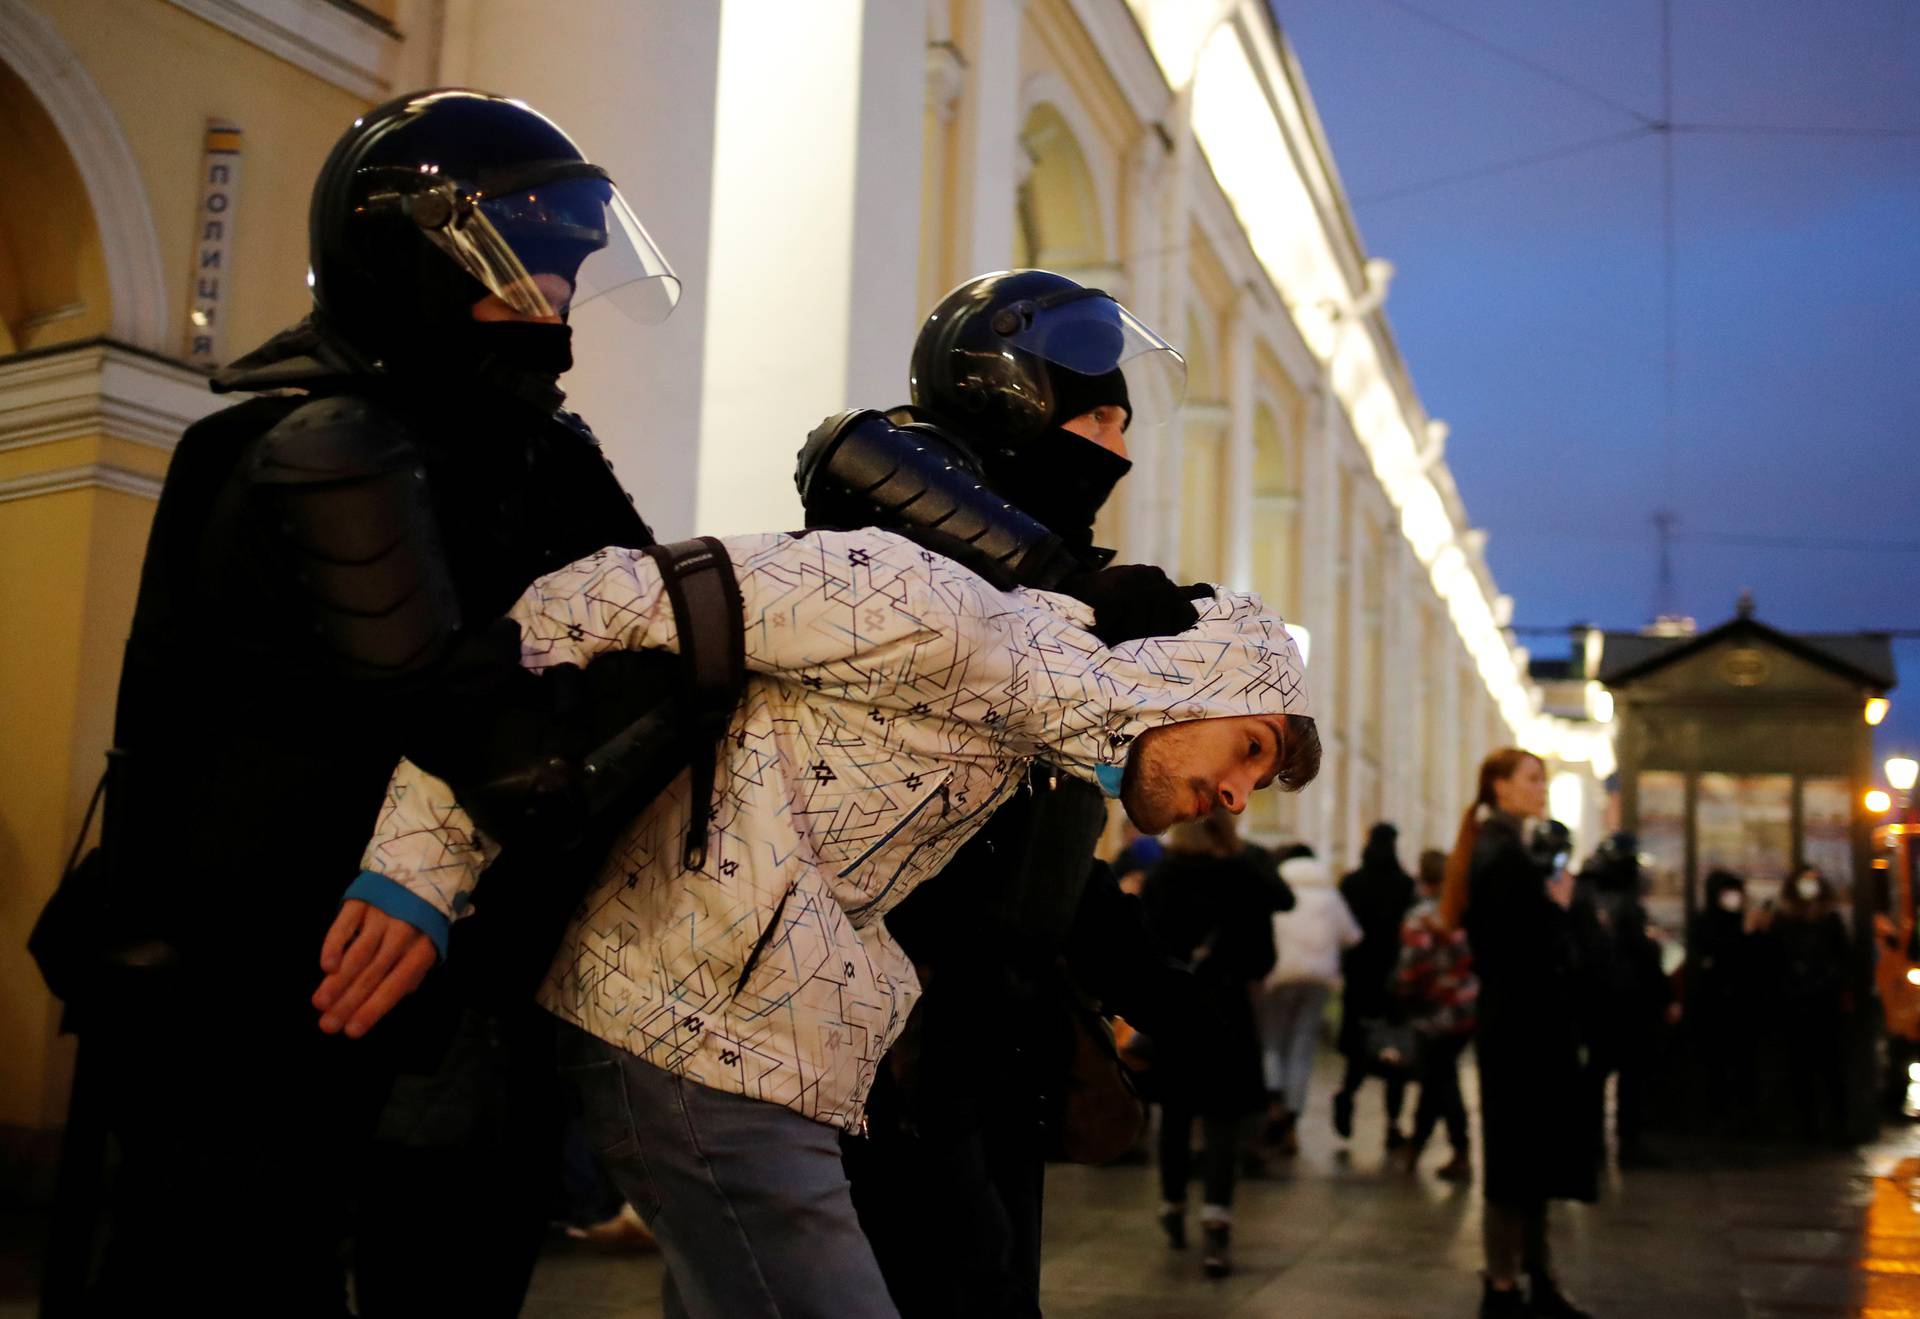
[{"xmin": 336, "ymin": 525, "xmax": 1318, "ymax": 1318}]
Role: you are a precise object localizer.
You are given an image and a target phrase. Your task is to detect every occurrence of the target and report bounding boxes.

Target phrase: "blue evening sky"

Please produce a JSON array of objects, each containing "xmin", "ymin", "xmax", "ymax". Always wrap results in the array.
[{"xmin": 1265, "ymin": 1, "xmax": 1920, "ymax": 773}]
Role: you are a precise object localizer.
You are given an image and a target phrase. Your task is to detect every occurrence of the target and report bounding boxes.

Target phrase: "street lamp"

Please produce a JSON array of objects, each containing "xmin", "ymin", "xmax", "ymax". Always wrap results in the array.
[
  {"xmin": 1890, "ymin": 758, "xmax": 1920, "ymax": 794},
  {"xmin": 1869, "ymin": 697, "xmax": 1892, "ymax": 727},
  {"xmin": 1868, "ymin": 789, "xmax": 1894, "ymax": 815}
]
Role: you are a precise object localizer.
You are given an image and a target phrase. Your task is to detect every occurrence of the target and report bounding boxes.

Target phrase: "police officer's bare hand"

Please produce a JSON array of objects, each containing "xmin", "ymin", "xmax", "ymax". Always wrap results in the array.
[{"xmin": 313, "ymin": 899, "xmax": 437, "ymax": 1038}]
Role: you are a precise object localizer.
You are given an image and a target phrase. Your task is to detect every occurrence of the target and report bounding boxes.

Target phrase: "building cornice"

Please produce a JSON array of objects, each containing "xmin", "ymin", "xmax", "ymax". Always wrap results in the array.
[
  {"xmin": 166, "ymin": 0, "xmax": 401, "ymax": 100},
  {"xmin": 0, "ymin": 462, "xmax": 165, "ymax": 504},
  {"xmin": 0, "ymin": 340, "xmax": 222, "ymax": 456},
  {"xmin": 1063, "ymin": 0, "xmax": 1171, "ymax": 129}
]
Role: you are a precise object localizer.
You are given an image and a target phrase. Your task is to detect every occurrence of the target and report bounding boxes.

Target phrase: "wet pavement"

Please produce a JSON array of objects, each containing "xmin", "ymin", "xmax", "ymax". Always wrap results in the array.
[
  {"xmin": 523, "ymin": 1057, "xmax": 1920, "ymax": 1319},
  {"xmin": 6, "ymin": 1054, "xmax": 1920, "ymax": 1316}
]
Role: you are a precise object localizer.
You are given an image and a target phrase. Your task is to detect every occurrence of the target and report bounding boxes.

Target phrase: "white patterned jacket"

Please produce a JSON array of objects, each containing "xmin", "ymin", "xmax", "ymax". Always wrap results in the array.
[{"xmin": 361, "ymin": 528, "xmax": 1308, "ymax": 1130}]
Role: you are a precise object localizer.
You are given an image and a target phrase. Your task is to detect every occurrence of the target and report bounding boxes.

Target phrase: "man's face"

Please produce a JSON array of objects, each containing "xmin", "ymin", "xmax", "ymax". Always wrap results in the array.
[
  {"xmin": 1060, "ymin": 405, "xmax": 1129, "ymax": 459},
  {"xmin": 470, "ymin": 272, "xmax": 572, "ymax": 323},
  {"xmin": 1120, "ymin": 714, "xmax": 1288, "ymax": 833}
]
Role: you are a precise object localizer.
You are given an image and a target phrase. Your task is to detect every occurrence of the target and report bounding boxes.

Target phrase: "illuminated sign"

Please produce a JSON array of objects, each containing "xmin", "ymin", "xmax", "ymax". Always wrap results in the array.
[{"xmin": 185, "ymin": 121, "xmax": 242, "ymax": 367}]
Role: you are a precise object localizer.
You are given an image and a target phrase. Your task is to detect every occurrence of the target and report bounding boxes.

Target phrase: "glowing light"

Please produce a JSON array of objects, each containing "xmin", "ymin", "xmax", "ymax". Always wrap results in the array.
[
  {"xmin": 1868, "ymin": 697, "xmax": 1891, "ymax": 726},
  {"xmin": 1868, "ymin": 789, "xmax": 1894, "ymax": 815},
  {"xmin": 1908, "ymin": 1056, "xmax": 1920, "ymax": 1074},
  {"xmin": 1284, "ymin": 622, "xmax": 1312, "ymax": 669},
  {"xmin": 1549, "ymin": 771, "xmax": 1585, "ymax": 831},
  {"xmin": 1586, "ymin": 683, "xmax": 1615, "ymax": 725},
  {"xmin": 1889, "ymin": 758, "xmax": 1919, "ymax": 794}
]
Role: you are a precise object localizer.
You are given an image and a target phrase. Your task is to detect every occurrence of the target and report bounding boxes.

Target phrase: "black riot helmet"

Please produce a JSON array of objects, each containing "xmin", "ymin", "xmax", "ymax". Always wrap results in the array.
[
  {"xmin": 908, "ymin": 269, "xmax": 1183, "ymax": 545},
  {"xmin": 307, "ymin": 89, "xmax": 678, "ymax": 379},
  {"xmin": 909, "ymin": 270, "xmax": 1184, "ymax": 451}
]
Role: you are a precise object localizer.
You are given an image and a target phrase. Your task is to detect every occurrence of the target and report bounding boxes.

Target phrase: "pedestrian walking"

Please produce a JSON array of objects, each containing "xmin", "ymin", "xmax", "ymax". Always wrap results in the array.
[
  {"xmin": 1142, "ymin": 811, "xmax": 1286, "ymax": 1278},
  {"xmin": 1686, "ymin": 870, "xmax": 1763, "ymax": 1132},
  {"xmin": 1392, "ymin": 848, "xmax": 1477, "ymax": 1182},
  {"xmin": 1440, "ymin": 749, "xmax": 1595, "ymax": 1318},
  {"xmin": 1767, "ymin": 866, "xmax": 1851, "ymax": 1143},
  {"xmin": 1259, "ymin": 851, "xmax": 1362, "ymax": 1156},
  {"xmin": 1335, "ymin": 823, "xmax": 1418, "ymax": 1150},
  {"xmin": 1574, "ymin": 833, "xmax": 1676, "ymax": 1167}
]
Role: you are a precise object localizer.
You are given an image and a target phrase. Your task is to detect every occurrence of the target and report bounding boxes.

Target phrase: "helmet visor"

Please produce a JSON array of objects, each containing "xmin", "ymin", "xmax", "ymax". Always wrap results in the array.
[
  {"xmin": 473, "ymin": 173, "xmax": 680, "ymax": 324},
  {"xmin": 994, "ymin": 291, "xmax": 1186, "ymax": 402},
  {"xmin": 403, "ymin": 168, "xmax": 680, "ymax": 324}
]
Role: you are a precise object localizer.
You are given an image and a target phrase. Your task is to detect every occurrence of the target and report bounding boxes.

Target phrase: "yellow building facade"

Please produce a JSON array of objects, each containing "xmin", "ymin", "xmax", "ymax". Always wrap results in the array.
[{"xmin": 0, "ymin": 0, "xmax": 1610, "ymax": 1174}]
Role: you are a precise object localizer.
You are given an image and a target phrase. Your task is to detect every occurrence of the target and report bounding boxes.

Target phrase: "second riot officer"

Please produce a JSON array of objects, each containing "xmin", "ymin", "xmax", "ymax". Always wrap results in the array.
[
  {"xmin": 800, "ymin": 270, "xmax": 1223, "ymax": 1317},
  {"xmin": 38, "ymin": 89, "xmax": 681, "ymax": 1316}
]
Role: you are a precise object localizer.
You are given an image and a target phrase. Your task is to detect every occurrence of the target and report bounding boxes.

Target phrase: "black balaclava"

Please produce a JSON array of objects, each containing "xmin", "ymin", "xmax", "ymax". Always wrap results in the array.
[{"xmin": 980, "ymin": 364, "xmax": 1133, "ymax": 547}]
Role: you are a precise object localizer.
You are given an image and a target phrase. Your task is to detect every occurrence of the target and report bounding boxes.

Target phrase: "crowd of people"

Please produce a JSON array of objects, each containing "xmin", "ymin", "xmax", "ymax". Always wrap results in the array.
[
  {"xmin": 25, "ymin": 85, "xmax": 1864, "ymax": 1319},
  {"xmin": 1116, "ymin": 749, "xmax": 1861, "ymax": 1317}
]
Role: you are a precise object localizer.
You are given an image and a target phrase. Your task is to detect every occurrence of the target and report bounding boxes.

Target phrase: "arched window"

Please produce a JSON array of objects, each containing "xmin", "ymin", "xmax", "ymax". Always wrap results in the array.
[
  {"xmin": 1177, "ymin": 309, "xmax": 1225, "ymax": 582},
  {"xmin": 1013, "ymin": 102, "xmax": 1106, "ymax": 271},
  {"xmin": 0, "ymin": 58, "xmax": 110, "ymax": 354},
  {"xmin": 1250, "ymin": 402, "xmax": 1299, "ymax": 610}
]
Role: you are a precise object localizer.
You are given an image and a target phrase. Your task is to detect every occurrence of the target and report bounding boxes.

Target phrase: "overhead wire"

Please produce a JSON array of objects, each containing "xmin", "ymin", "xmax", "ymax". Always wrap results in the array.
[
  {"xmin": 1671, "ymin": 122, "xmax": 1920, "ymax": 140},
  {"xmin": 1335, "ymin": 0, "xmax": 1919, "ymax": 625},
  {"xmin": 1350, "ymin": 126, "xmax": 1654, "ymax": 205},
  {"xmin": 1365, "ymin": 0, "xmax": 1656, "ymax": 125}
]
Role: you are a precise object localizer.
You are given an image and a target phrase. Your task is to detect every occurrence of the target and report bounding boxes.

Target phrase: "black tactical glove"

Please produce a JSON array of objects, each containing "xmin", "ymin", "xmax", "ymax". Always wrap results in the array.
[{"xmin": 1057, "ymin": 564, "xmax": 1214, "ymax": 646}]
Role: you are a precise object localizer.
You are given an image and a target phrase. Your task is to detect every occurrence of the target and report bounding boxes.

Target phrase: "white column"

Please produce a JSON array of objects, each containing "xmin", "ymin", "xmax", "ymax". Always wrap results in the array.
[
  {"xmin": 1223, "ymin": 289, "xmax": 1256, "ymax": 593},
  {"xmin": 444, "ymin": 1, "xmax": 724, "ymax": 540},
  {"xmin": 958, "ymin": 0, "xmax": 1025, "ymax": 277},
  {"xmin": 1121, "ymin": 133, "xmax": 1170, "ymax": 564},
  {"xmin": 1298, "ymin": 376, "xmax": 1340, "ymax": 860},
  {"xmin": 1342, "ymin": 490, "xmax": 1367, "ymax": 866},
  {"xmin": 1438, "ymin": 626, "xmax": 1463, "ymax": 832},
  {"xmin": 695, "ymin": 0, "xmax": 926, "ymax": 536},
  {"xmin": 1382, "ymin": 539, "xmax": 1412, "ymax": 836}
]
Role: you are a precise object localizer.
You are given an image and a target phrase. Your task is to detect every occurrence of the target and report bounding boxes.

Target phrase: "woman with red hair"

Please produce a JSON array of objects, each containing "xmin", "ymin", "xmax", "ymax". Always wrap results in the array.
[{"xmin": 1440, "ymin": 749, "xmax": 1595, "ymax": 1318}]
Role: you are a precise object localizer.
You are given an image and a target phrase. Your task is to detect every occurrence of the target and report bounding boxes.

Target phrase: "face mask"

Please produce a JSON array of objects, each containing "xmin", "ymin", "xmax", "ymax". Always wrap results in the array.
[
  {"xmin": 1094, "ymin": 762, "xmax": 1126, "ymax": 799},
  {"xmin": 1796, "ymin": 877, "xmax": 1822, "ymax": 902},
  {"xmin": 1718, "ymin": 889, "xmax": 1744, "ymax": 913},
  {"xmin": 462, "ymin": 320, "xmax": 574, "ymax": 380}
]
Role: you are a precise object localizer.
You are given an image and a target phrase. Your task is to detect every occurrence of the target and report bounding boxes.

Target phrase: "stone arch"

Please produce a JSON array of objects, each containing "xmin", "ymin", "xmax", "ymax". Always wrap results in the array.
[
  {"xmin": 1012, "ymin": 76, "xmax": 1117, "ymax": 275},
  {"xmin": 0, "ymin": 0, "xmax": 168, "ymax": 353},
  {"xmin": 1250, "ymin": 397, "xmax": 1300, "ymax": 609}
]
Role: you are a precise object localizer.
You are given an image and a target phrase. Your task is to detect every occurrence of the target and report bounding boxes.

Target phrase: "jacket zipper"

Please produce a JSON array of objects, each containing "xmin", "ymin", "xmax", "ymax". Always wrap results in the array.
[
  {"xmin": 731, "ymin": 881, "xmax": 795, "ymax": 997},
  {"xmin": 847, "ymin": 777, "xmax": 1001, "ymax": 919},
  {"xmin": 835, "ymin": 769, "xmax": 955, "ymax": 880}
]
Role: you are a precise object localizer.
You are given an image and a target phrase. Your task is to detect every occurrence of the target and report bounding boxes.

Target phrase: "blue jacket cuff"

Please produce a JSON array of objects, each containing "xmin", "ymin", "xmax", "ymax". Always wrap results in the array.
[{"xmin": 343, "ymin": 870, "xmax": 451, "ymax": 963}]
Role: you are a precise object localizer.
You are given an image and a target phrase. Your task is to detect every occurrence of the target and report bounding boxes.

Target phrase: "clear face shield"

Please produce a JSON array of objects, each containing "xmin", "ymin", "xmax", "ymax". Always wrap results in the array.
[
  {"xmin": 997, "ymin": 289, "xmax": 1187, "ymax": 446},
  {"xmin": 369, "ymin": 161, "xmax": 680, "ymax": 324}
]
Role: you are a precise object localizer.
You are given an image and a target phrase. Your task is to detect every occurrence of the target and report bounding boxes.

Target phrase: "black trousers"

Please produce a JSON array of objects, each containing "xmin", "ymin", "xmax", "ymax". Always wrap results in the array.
[
  {"xmin": 845, "ymin": 1108, "xmax": 1046, "ymax": 1319},
  {"xmin": 1410, "ymin": 1033, "xmax": 1471, "ymax": 1155},
  {"xmin": 88, "ymin": 991, "xmax": 562, "ymax": 1318},
  {"xmin": 1337, "ymin": 1051, "xmax": 1408, "ymax": 1124},
  {"xmin": 1156, "ymin": 1101, "xmax": 1244, "ymax": 1213}
]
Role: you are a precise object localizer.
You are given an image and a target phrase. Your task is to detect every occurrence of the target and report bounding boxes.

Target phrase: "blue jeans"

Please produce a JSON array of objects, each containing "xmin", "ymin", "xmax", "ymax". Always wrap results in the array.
[
  {"xmin": 1258, "ymin": 980, "xmax": 1331, "ymax": 1114},
  {"xmin": 556, "ymin": 1020, "xmax": 899, "ymax": 1319}
]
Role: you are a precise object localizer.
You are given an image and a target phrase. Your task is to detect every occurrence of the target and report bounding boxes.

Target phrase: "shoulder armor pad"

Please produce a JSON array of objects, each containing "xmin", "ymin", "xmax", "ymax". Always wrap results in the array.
[{"xmin": 250, "ymin": 395, "xmax": 460, "ymax": 679}]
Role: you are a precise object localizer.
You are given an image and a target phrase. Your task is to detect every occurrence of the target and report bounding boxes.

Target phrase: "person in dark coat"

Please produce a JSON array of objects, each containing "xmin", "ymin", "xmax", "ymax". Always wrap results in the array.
[
  {"xmin": 1687, "ymin": 869, "xmax": 1761, "ymax": 1133},
  {"xmin": 38, "ymin": 91, "xmax": 684, "ymax": 1316},
  {"xmin": 1141, "ymin": 810, "xmax": 1288, "ymax": 1279},
  {"xmin": 1767, "ymin": 865, "xmax": 1852, "ymax": 1142},
  {"xmin": 1574, "ymin": 832, "xmax": 1675, "ymax": 1167},
  {"xmin": 1439, "ymin": 749, "xmax": 1594, "ymax": 1319},
  {"xmin": 1335, "ymin": 822, "xmax": 1418, "ymax": 1149}
]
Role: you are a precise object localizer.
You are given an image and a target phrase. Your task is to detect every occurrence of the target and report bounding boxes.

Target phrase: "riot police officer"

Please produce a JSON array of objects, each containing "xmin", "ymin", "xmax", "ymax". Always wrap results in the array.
[
  {"xmin": 37, "ymin": 89, "xmax": 680, "ymax": 1315},
  {"xmin": 799, "ymin": 270, "xmax": 1210, "ymax": 1317}
]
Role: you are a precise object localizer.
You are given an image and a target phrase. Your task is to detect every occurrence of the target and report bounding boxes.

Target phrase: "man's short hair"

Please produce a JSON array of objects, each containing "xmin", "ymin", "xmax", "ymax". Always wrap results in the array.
[{"xmin": 1276, "ymin": 713, "xmax": 1321, "ymax": 793}]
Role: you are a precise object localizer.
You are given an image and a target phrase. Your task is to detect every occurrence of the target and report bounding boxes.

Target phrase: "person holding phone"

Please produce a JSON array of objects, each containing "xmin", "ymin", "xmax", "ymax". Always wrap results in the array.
[{"xmin": 1437, "ymin": 749, "xmax": 1595, "ymax": 1318}]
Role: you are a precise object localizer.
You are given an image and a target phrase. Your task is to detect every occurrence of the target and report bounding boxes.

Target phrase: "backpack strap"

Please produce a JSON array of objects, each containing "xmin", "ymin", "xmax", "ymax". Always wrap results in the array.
[{"xmin": 638, "ymin": 537, "xmax": 745, "ymax": 870}]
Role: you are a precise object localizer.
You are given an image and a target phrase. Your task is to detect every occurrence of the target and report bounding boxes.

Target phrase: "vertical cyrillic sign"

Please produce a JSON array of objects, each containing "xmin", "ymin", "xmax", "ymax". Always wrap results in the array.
[{"xmin": 185, "ymin": 121, "xmax": 242, "ymax": 367}]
